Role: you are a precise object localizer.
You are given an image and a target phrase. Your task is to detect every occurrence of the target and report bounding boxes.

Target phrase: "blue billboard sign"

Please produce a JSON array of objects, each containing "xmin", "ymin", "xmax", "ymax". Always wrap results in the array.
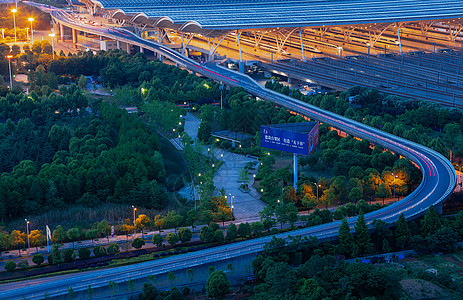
[{"xmin": 261, "ymin": 125, "xmax": 307, "ymax": 155}]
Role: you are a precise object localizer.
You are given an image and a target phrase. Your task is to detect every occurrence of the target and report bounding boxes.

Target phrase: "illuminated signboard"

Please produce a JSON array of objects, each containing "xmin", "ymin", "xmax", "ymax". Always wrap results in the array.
[{"xmin": 260, "ymin": 122, "xmax": 319, "ymax": 156}]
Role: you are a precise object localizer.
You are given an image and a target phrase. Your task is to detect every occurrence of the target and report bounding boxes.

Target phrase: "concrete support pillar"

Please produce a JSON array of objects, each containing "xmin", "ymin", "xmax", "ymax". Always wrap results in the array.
[
  {"xmin": 116, "ymin": 40, "xmax": 120, "ymax": 49},
  {"xmin": 396, "ymin": 22, "xmax": 403, "ymax": 56},
  {"xmin": 100, "ymin": 35, "xmax": 103, "ymax": 41},
  {"xmin": 287, "ymin": 77, "xmax": 292, "ymax": 84},
  {"xmin": 299, "ymin": 27, "xmax": 305, "ymax": 61},
  {"xmin": 176, "ymin": 62, "xmax": 179, "ymax": 68},
  {"xmin": 60, "ymin": 23, "xmax": 64, "ymax": 41},
  {"xmin": 159, "ymin": 54, "xmax": 163, "ymax": 62},
  {"xmin": 239, "ymin": 61, "xmax": 245, "ymax": 73},
  {"xmin": 139, "ymin": 47, "xmax": 144, "ymax": 53},
  {"xmin": 126, "ymin": 43, "xmax": 130, "ymax": 53},
  {"xmin": 72, "ymin": 28, "xmax": 77, "ymax": 45}
]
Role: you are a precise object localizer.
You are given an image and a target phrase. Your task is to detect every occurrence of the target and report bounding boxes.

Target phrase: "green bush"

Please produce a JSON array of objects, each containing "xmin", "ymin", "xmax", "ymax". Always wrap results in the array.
[
  {"xmin": 62, "ymin": 249, "xmax": 75, "ymax": 262},
  {"xmin": 107, "ymin": 243, "xmax": 120, "ymax": 254},
  {"xmin": 93, "ymin": 246, "xmax": 107, "ymax": 257},
  {"xmin": 78, "ymin": 247, "xmax": 91, "ymax": 259},
  {"xmin": 4, "ymin": 260, "xmax": 16, "ymax": 272},
  {"xmin": 17, "ymin": 260, "xmax": 29, "ymax": 271},
  {"xmin": 32, "ymin": 253, "xmax": 45, "ymax": 266}
]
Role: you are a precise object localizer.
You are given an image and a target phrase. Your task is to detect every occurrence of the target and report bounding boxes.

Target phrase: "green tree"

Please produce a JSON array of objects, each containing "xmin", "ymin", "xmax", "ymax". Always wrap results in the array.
[
  {"xmin": 51, "ymin": 225, "xmax": 66, "ymax": 244},
  {"xmin": 48, "ymin": 244, "xmax": 62, "ymax": 265},
  {"xmin": 354, "ymin": 212, "xmax": 373, "ymax": 255},
  {"xmin": 338, "ymin": 219, "xmax": 354, "ymax": 256},
  {"xmin": 199, "ymin": 226, "xmax": 215, "ymax": 244},
  {"xmin": 85, "ymin": 229, "xmax": 98, "ymax": 244},
  {"xmin": 395, "ymin": 213, "xmax": 411, "ymax": 249},
  {"xmin": 178, "ymin": 228, "xmax": 192, "ymax": 244},
  {"xmin": 421, "ymin": 206, "xmax": 441, "ymax": 236},
  {"xmin": 206, "ymin": 271, "xmax": 230, "ymax": 300},
  {"xmin": 166, "ymin": 233, "xmax": 179, "ymax": 246},
  {"xmin": 78, "ymin": 247, "xmax": 91, "ymax": 259},
  {"xmin": 132, "ymin": 237, "xmax": 145, "ymax": 249},
  {"xmin": 186, "ymin": 209, "xmax": 199, "ymax": 231},
  {"xmin": 141, "ymin": 283, "xmax": 158, "ymax": 299},
  {"xmin": 152, "ymin": 234, "xmax": 163, "ymax": 247},
  {"xmin": 66, "ymin": 228, "xmax": 80, "ymax": 249},
  {"xmin": 4, "ymin": 260, "xmax": 16, "ymax": 272},
  {"xmin": 93, "ymin": 246, "xmax": 107, "ymax": 257},
  {"xmin": 77, "ymin": 75, "xmax": 88, "ymax": 90},
  {"xmin": 237, "ymin": 222, "xmax": 251, "ymax": 239},
  {"xmin": 226, "ymin": 223, "xmax": 238, "ymax": 241},
  {"xmin": 214, "ymin": 229, "xmax": 225, "ymax": 243},
  {"xmin": 32, "ymin": 253, "xmax": 44, "ymax": 266},
  {"xmin": 62, "ymin": 249, "xmax": 76, "ymax": 262},
  {"xmin": 97, "ymin": 220, "xmax": 111, "ymax": 243},
  {"xmin": 107, "ymin": 243, "xmax": 120, "ymax": 254}
]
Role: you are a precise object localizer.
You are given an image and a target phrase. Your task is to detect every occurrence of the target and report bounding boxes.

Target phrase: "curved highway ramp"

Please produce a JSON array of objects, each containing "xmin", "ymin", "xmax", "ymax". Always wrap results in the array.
[{"xmin": 0, "ymin": 7, "xmax": 456, "ymax": 299}]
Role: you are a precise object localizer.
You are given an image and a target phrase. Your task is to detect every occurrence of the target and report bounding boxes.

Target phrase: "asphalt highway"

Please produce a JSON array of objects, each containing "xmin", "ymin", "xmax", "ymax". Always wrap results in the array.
[{"xmin": 0, "ymin": 6, "xmax": 456, "ymax": 299}]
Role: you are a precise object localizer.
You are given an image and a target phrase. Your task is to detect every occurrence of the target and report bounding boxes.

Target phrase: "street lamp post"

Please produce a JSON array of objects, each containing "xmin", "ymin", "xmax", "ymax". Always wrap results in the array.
[
  {"xmin": 314, "ymin": 182, "xmax": 320, "ymax": 209},
  {"xmin": 11, "ymin": 9, "xmax": 17, "ymax": 44},
  {"xmin": 6, "ymin": 55, "xmax": 13, "ymax": 90},
  {"xmin": 28, "ymin": 18, "xmax": 34, "ymax": 44},
  {"xmin": 392, "ymin": 173, "xmax": 396, "ymax": 202},
  {"xmin": 132, "ymin": 205, "xmax": 137, "ymax": 237},
  {"xmin": 25, "ymin": 219, "xmax": 30, "ymax": 256},
  {"xmin": 49, "ymin": 33, "xmax": 56, "ymax": 59},
  {"xmin": 220, "ymin": 81, "xmax": 223, "ymax": 109}
]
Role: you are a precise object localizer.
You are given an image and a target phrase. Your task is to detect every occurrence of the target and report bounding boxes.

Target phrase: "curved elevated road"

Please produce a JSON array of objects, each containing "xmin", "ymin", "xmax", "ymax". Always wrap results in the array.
[{"xmin": 0, "ymin": 8, "xmax": 456, "ymax": 299}]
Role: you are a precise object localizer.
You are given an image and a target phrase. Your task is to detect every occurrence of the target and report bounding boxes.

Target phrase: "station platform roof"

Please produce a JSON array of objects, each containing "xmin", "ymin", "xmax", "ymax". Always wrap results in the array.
[{"xmin": 88, "ymin": 0, "xmax": 463, "ymax": 32}]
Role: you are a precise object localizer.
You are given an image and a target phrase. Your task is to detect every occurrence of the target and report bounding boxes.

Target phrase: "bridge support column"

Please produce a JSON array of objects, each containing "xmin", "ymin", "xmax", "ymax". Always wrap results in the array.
[
  {"xmin": 139, "ymin": 47, "xmax": 144, "ymax": 53},
  {"xmin": 287, "ymin": 77, "xmax": 292, "ymax": 84},
  {"xmin": 72, "ymin": 29, "xmax": 77, "ymax": 46},
  {"xmin": 299, "ymin": 27, "xmax": 305, "ymax": 61},
  {"xmin": 239, "ymin": 61, "xmax": 245, "ymax": 73},
  {"xmin": 126, "ymin": 43, "xmax": 131, "ymax": 53},
  {"xmin": 293, "ymin": 153, "xmax": 298, "ymax": 190},
  {"xmin": 60, "ymin": 23, "xmax": 64, "ymax": 41},
  {"xmin": 116, "ymin": 40, "xmax": 120, "ymax": 50},
  {"xmin": 237, "ymin": 30, "xmax": 244, "ymax": 73},
  {"xmin": 434, "ymin": 203, "xmax": 443, "ymax": 215},
  {"xmin": 396, "ymin": 22, "xmax": 403, "ymax": 56}
]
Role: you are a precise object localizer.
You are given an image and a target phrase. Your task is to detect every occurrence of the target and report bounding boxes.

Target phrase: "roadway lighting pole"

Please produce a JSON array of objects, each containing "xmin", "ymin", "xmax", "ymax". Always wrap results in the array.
[
  {"xmin": 231, "ymin": 205, "xmax": 234, "ymax": 223},
  {"xmin": 28, "ymin": 18, "xmax": 34, "ymax": 44},
  {"xmin": 132, "ymin": 205, "xmax": 137, "ymax": 238},
  {"xmin": 392, "ymin": 173, "xmax": 396, "ymax": 203},
  {"xmin": 25, "ymin": 219, "xmax": 30, "ymax": 256},
  {"xmin": 11, "ymin": 9, "xmax": 17, "ymax": 44},
  {"xmin": 26, "ymin": 28, "xmax": 29, "ymax": 41},
  {"xmin": 314, "ymin": 182, "xmax": 320, "ymax": 209},
  {"xmin": 2, "ymin": 29, "xmax": 4, "ymax": 40},
  {"xmin": 6, "ymin": 55, "xmax": 13, "ymax": 90},
  {"xmin": 220, "ymin": 81, "xmax": 223, "ymax": 109},
  {"xmin": 49, "ymin": 33, "xmax": 56, "ymax": 59}
]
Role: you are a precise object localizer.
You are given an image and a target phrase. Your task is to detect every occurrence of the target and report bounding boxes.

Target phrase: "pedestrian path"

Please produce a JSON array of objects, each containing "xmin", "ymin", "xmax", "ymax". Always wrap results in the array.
[{"xmin": 183, "ymin": 113, "xmax": 266, "ymax": 221}]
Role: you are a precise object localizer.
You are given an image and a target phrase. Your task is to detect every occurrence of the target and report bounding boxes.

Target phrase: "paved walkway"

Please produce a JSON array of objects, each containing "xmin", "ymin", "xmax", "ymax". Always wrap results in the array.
[{"xmin": 183, "ymin": 113, "xmax": 266, "ymax": 221}]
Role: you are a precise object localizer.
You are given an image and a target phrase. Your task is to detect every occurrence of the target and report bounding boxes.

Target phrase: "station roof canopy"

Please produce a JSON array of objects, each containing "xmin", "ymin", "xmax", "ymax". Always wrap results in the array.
[{"xmin": 88, "ymin": 0, "xmax": 463, "ymax": 33}]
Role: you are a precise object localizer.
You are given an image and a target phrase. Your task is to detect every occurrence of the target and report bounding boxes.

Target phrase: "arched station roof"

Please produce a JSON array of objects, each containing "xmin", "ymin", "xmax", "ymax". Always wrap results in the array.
[{"xmin": 87, "ymin": 0, "xmax": 463, "ymax": 31}]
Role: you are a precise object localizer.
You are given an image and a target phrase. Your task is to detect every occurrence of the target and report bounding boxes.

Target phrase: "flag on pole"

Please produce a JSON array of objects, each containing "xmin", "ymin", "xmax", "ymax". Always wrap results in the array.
[
  {"xmin": 111, "ymin": 225, "xmax": 114, "ymax": 237},
  {"xmin": 46, "ymin": 225, "xmax": 52, "ymax": 253},
  {"xmin": 46, "ymin": 225, "xmax": 52, "ymax": 240}
]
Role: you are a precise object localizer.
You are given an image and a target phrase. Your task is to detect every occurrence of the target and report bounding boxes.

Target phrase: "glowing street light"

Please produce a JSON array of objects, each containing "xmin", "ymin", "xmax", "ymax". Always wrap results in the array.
[
  {"xmin": 6, "ymin": 55, "xmax": 13, "ymax": 90},
  {"xmin": 11, "ymin": 9, "xmax": 17, "ymax": 44},
  {"xmin": 392, "ymin": 173, "xmax": 398, "ymax": 202},
  {"xmin": 132, "ymin": 205, "xmax": 137, "ymax": 237},
  {"xmin": 25, "ymin": 219, "xmax": 30, "ymax": 256},
  {"xmin": 314, "ymin": 182, "xmax": 321, "ymax": 209},
  {"xmin": 49, "ymin": 32, "xmax": 56, "ymax": 59},
  {"xmin": 28, "ymin": 18, "xmax": 34, "ymax": 44}
]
